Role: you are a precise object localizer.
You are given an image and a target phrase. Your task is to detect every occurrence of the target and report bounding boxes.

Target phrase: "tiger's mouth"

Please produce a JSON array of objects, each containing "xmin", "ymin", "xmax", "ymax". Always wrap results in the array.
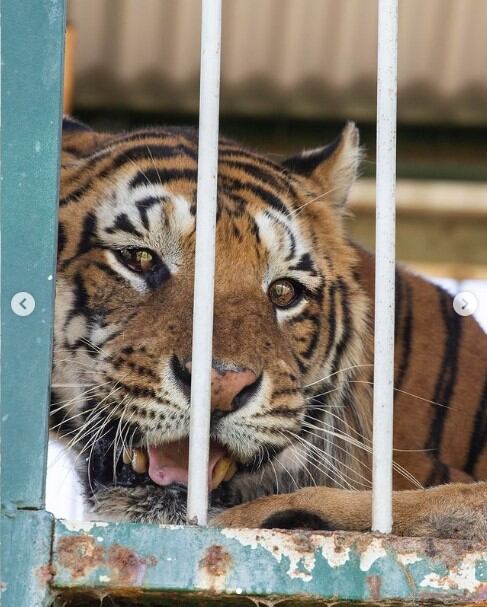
[
  {"xmin": 122, "ymin": 439, "xmax": 238, "ymax": 491},
  {"xmin": 86, "ymin": 426, "xmax": 241, "ymax": 498}
]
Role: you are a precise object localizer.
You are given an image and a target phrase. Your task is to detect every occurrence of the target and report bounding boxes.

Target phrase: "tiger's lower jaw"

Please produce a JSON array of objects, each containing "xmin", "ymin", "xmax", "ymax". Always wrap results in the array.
[{"xmin": 90, "ymin": 485, "xmax": 227, "ymax": 525}]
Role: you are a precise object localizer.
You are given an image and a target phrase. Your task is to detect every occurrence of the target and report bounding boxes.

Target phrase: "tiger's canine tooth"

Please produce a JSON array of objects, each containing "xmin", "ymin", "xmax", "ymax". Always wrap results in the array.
[
  {"xmin": 131, "ymin": 449, "xmax": 148, "ymax": 474},
  {"xmin": 122, "ymin": 448, "xmax": 133, "ymax": 465},
  {"xmin": 224, "ymin": 460, "xmax": 237, "ymax": 481},
  {"xmin": 211, "ymin": 457, "xmax": 236, "ymax": 490}
]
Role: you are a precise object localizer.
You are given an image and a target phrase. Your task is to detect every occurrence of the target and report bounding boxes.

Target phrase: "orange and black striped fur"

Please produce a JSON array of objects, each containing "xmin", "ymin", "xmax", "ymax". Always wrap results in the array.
[{"xmin": 51, "ymin": 117, "xmax": 486, "ymax": 539}]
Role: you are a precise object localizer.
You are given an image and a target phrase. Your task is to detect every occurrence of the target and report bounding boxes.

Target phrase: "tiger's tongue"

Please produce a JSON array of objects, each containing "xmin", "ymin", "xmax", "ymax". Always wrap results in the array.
[{"xmin": 148, "ymin": 440, "xmax": 226, "ymax": 488}]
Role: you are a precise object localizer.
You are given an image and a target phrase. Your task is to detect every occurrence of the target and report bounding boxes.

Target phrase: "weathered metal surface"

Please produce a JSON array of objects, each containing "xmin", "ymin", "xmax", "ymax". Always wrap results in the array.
[
  {"xmin": 0, "ymin": 510, "xmax": 54, "ymax": 607},
  {"xmin": 52, "ymin": 521, "xmax": 487, "ymax": 605},
  {"xmin": 1, "ymin": 0, "xmax": 65, "ymax": 509}
]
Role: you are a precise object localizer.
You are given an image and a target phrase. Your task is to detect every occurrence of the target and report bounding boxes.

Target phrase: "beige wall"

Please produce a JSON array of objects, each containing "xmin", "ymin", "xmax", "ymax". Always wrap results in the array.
[{"xmin": 68, "ymin": 0, "xmax": 487, "ymax": 124}]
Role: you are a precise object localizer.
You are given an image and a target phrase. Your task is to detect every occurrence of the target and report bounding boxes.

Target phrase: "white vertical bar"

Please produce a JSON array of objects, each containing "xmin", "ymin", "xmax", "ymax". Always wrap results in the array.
[
  {"xmin": 372, "ymin": 0, "xmax": 398, "ymax": 534},
  {"xmin": 187, "ymin": 0, "xmax": 222, "ymax": 526}
]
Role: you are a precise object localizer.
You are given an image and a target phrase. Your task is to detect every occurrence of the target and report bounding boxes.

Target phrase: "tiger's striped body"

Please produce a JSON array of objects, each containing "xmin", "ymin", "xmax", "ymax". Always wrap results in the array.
[{"xmin": 51, "ymin": 118, "xmax": 487, "ymax": 538}]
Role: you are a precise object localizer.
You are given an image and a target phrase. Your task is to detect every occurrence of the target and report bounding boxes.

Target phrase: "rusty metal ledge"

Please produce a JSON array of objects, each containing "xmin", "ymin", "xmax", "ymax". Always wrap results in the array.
[{"xmin": 51, "ymin": 520, "xmax": 487, "ymax": 605}]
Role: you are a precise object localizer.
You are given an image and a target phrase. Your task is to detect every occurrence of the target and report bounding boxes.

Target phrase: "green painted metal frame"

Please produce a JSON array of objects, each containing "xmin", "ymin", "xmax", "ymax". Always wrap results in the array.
[
  {"xmin": 51, "ymin": 522, "xmax": 487, "ymax": 605},
  {"xmin": 1, "ymin": 1, "xmax": 486, "ymax": 606},
  {"xmin": 1, "ymin": 0, "xmax": 65, "ymax": 508},
  {"xmin": 1, "ymin": 1, "xmax": 65, "ymax": 605}
]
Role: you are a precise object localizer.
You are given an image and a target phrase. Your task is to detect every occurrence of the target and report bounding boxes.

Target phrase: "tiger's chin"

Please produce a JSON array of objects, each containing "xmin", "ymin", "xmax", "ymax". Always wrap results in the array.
[{"xmin": 90, "ymin": 485, "xmax": 227, "ymax": 525}]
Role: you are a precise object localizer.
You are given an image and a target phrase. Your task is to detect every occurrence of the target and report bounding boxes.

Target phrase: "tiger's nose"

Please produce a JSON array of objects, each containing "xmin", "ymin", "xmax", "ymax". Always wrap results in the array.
[
  {"xmin": 207, "ymin": 366, "xmax": 258, "ymax": 412},
  {"xmin": 173, "ymin": 357, "xmax": 259, "ymax": 413}
]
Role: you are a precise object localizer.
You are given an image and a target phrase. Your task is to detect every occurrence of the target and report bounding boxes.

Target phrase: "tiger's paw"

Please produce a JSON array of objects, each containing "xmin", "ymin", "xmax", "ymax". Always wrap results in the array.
[{"xmin": 211, "ymin": 492, "xmax": 335, "ymax": 530}]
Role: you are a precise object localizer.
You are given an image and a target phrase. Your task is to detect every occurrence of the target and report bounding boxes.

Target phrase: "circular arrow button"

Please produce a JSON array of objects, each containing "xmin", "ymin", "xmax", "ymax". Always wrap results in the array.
[
  {"xmin": 11, "ymin": 292, "xmax": 36, "ymax": 317},
  {"xmin": 453, "ymin": 291, "xmax": 478, "ymax": 317}
]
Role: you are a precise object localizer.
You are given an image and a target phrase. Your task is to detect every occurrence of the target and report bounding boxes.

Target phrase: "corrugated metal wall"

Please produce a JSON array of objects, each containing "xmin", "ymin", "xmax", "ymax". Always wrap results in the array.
[{"xmin": 68, "ymin": 0, "xmax": 487, "ymax": 124}]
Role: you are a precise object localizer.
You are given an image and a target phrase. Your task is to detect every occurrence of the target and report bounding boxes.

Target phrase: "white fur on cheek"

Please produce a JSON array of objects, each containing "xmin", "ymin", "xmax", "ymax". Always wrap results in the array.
[
  {"xmin": 275, "ymin": 297, "xmax": 308, "ymax": 325},
  {"xmin": 169, "ymin": 194, "xmax": 194, "ymax": 236}
]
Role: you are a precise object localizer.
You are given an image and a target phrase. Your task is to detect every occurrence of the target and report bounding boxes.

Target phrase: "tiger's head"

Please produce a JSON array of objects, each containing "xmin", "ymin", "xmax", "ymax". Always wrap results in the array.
[{"xmin": 52, "ymin": 119, "xmax": 371, "ymax": 523}]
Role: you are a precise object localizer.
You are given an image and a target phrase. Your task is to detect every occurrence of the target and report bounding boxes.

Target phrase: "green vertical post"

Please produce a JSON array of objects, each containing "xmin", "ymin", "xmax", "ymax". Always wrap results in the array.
[
  {"xmin": 1, "ymin": 1, "xmax": 65, "ymax": 605},
  {"xmin": 1, "ymin": 0, "xmax": 65, "ymax": 507}
]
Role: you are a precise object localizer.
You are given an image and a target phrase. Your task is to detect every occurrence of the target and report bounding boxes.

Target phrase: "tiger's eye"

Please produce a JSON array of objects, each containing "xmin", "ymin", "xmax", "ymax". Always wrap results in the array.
[
  {"xmin": 136, "ymin": 250, "xmax": 153, "ymax": 272},
  {"xmin": 268, "ymin": 279, "xmax": 298, "ymax": 308},
  {"xmin": 118, "ymin": 248, "xmax": 157, "ymax": 273}
]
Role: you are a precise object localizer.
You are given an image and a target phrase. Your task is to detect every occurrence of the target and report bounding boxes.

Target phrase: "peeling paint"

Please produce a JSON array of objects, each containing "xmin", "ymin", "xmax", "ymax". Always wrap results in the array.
[
  {"xmin": 359, "ymin": 537, "xmax": 387, "ymax": 571},
  {"xmin": 397, "ymin": 552, "xmax": 422, "ymax": 566},
  {"xmin": 52, "ymin": 522, "xmax": 487, "ymax": 603},
  {"xmin": 222, "ymin": 528, "xmax": 317, "ymax": 582},
  {"xmin": 420, "ymin": 552, "xmax": 487, "ymax": 594},
  {"xmin": 319, "ymin": 536, "xmax": 351, "ymax": 568}
]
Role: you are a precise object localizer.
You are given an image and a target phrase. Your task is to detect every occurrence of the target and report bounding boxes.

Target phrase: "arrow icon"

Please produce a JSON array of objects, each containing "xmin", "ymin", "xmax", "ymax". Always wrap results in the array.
[{"xmin": 11, "ymin": 292, "xmax": 35, "ymax": 317}]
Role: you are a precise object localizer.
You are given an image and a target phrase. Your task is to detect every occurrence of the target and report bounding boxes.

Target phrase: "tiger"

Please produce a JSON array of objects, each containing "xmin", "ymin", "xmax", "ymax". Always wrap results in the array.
[{"xmin": 51, "ymin": 116, "xmax": 487, "ymax": 540}]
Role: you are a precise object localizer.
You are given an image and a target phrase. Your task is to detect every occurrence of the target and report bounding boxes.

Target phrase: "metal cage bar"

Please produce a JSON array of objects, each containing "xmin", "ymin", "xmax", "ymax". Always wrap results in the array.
[
  {"xmin": 187, "ymin": 0, "xmax": 223, "ymax": 526},
  {"xmin": 372, "ymin": 0, "xmax": 398, "ymax": 534}
]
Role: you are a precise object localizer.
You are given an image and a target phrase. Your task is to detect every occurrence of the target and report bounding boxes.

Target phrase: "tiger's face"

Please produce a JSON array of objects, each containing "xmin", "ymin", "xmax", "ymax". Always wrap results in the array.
[{"xmin": 52, "ymin": 120, "xmax": 369, "ymax": 523}]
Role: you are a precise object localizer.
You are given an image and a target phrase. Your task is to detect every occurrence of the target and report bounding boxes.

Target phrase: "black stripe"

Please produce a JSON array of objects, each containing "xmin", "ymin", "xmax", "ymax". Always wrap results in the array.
[
  {"xmin": 66, "ymin": 272, "xmax": 90, "ymax": 323},
  {"xmin": 425, "ymin": 460, "xmax": 450, "ymax": 487},
  {"xmin": 106, "ymin": 213, "xmax": 142, "ymax": 237},
  {"xmin": 464, "ymin": 371, "xmax": 487, "ymax": 476},
  {"xmin": 130, "ymin": 167, "xmax": 197, "ymax": 189},
  {"xmin": 60, "ymin": 184, "xmax": 90, "ymax": 206},
  {"xmin": 249, "ymin": 217, "xmax": 261, "ymax": 245},
  {"xmin": 296, "ymin": 313, "xmax": 321, "ymax": 360},
  {"xmin": 76, "ymin": 212, "xmax": 98, "ymax": 256},
  {"xmin": 220, "ymin": 176, "xmax": 290, "ymax": 216},
  {"xmin": 135, "ymin": 196, "xmax": 163, "ymax": 230},
  {"xmin": 289, "ymin": 253, "xmax": 318, "ymax": 276},
  {"xmin": 330, "ymin": 279, "xmax": 352, "ymax": 374},
  {"xmin": 395, "ymin": 281, "xmax": 413, "ymax": 393},
  {"xmin": 91, "ymin": 261, "xmax": 128, "ymax": 285},
  {"xmin": 70, "ymin": 128, "xmax": 197, "ymax": 161},
  {"xmin": 57, "ymin": 222, "xmax": 66, "ymax": 255},
  {"xmin": 61, "ymin": 141, "xmax": 197, "ymax": 207},
  {"xmin": 425, "ymin": 288, "xmax": 462, "ymax": 457},
  {"xmin": 222, "ymin": 159, "xmax": 289, "ymax": 192},
  {"xmin": 219, "ymin": 148, "xmax": 287, "ymax": 175},
  {"xmin": 112, "ymin": 143, "xmax": 197, "ymax": 168}
]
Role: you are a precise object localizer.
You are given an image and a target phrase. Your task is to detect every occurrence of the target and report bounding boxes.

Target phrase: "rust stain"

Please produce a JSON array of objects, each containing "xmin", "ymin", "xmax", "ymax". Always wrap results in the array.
[
  {"xmin": 57, "ymin": 536, "xmax": 104, "ymax": 578},
  {"xmin": 199, "ymin": 544, "xmax": 232, "ymax": 578},
  {"xmin": 291, "ymin": 531, "xmax": 315, "ymax": 554},
  {"xmin": 107, "ymin": 545, "xmax": 154, "ymax": 585},
  {"xmin": 37, "ymin": 564, "xmax": 56, "ymax": 585},
  {"xmin": 367, "ymin": 574, "xmax": 382, "ymax": 602},
  {"xmin": 56, "ymin": 536, "xmax": 157, "ymax": 585}
]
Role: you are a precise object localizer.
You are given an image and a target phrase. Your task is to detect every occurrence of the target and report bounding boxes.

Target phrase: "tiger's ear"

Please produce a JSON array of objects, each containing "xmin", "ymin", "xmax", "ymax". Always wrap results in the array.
[
  {"xmin": 283, "ymin": 122, "xmax": 362, "ymax": 208},
  {"xmin": 62, "ymin": 115, "xmax": 112, "ymax": 156}
]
